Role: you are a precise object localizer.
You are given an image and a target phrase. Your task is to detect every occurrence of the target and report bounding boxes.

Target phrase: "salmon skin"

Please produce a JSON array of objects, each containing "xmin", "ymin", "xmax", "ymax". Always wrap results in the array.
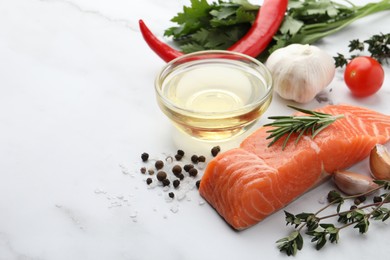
[{"xmin": 199, "ymin": 105, "xmax": 390, "ymax": 230}]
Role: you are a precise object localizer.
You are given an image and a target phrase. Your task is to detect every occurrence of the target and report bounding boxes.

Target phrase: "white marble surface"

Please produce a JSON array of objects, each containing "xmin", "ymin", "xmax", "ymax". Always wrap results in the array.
[{"xmin": 1, "ymin": 0, "xmax": 390, "ymax": 259}]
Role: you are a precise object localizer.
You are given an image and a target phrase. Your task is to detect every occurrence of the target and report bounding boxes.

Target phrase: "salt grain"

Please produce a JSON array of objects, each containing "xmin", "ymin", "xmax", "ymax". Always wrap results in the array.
[
  {"xmin": 318, "ymin": 196, "xmax": 327, "ymax": 204},
  {"xmin": 94, "ymin": 189, "xmax": 106, "ymax": 194},
  {"xmin": 198, "ymin": 199, "xmax": 206, "ymax": 206},
  {"xmin": 170, "ymin": 205, "xmax": 179, "ymax": 213},
  {"xmin": 176, "ymin": 191, "xmax": 186, "ymax": 201},
  {"xmin": 130, "ymin": 211, "xmax": 138, "ymax": 218}
]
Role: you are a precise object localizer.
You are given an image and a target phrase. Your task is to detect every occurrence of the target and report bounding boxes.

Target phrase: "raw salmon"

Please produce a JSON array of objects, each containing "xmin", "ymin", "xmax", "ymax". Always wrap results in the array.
[{"xmin": 199, "ymin": 104, "xmax": 390, "ymax": 230}]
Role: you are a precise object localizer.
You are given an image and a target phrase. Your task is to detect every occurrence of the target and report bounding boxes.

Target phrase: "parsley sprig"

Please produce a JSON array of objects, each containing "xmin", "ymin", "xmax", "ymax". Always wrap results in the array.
[
  {"xmin": 277, "ymin": 180, "xmax": 390, "ymax": 256},
  {"xmin": 165, "ymin": 0, "xmax": 390, "ymax": 60},
  {"xmin": 264, "ymin": 106, "xmax": 344, "ymax": 150}
]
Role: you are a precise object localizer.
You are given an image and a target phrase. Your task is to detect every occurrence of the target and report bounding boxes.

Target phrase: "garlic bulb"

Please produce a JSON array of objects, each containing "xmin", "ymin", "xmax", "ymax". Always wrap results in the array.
[{"xmin": 266, "ymin": 44, "xmax": 336, "ymax": 103}]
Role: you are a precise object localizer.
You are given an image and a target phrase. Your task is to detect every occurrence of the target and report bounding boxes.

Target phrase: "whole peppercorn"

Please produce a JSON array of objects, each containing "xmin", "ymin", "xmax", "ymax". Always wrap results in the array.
[
  {"xmin": 155, "ymin": 160, "xmax": 164, "ymax": 170},
  {"xmin": 373, "ymin": 196, "xmax": 382, "ymax": 203},
  {"xmin": 177, "ymin": 173, "xmax": 185, "ymax": 180},
  {"xmin": 148, "ymin": 169, "xmax": 155, "ymax": 175},
  {"xmin": 177, "ymin": 150, "xmax": 185, "ymax": 156},
  {"xmin": 141, "ymin": 152, "xmax": 149, "ymax": 162},
  {"xmin": 191, "ymin": 155, "xmax": 199, "ymax": 164},
  {"xmin": 196, "ymin": 180, "xmax": 201, "ymax": 189},
  {"xmin": 157, "ymin": 171, "xmax": 167, "ymax": 181},
  {"xmin": 173, "ymin": 179, "xmax": 180, "ymax": 188},
  {"xmin": 354, "ymin": 195, "xmax": 366, "ymax": 205},
  {"xmin": 162, "ymin": 179, "xmax": 170, "ymax": 187},
  {"xmin": 198, "ymin": 155, "xmax": 206, "ymax": 163},
  {"xmin": 183, "ymin": 164, "xmax": 194, "ymax": 172},
  {"xmin": 189, "ymin": 168, "xmax": 198, "ymax": 177},
  {"xmin": 172, "ymin": 165, "xmax": 182, "ymax": 177},
  {"xmin": 350, "ymin": 205, "xmax": 358, "ymax": 210},
  {"xmin": 211, "ymin": 146, "xmax": 221, "ymax": 157},
  {"xmin": 175, "ymin": 154, "xmax": 183, "ymax": 161},
  {"xmin": 140, "ymin": 167, "xmax": 146, "ymax": 174},
  {"xmin": 168, "ymin": 192, "xmax": 175, "ymax": 199},
  {"xmin": 146, "ymin": 178, "xmax": 153, "ymax": 185}
]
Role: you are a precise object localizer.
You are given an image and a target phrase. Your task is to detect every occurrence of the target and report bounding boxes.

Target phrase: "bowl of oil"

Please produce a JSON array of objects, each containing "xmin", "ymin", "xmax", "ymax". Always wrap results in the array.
[{"xmin": 155, "ymin": 50, "xmax": 273, "ymax": 141}]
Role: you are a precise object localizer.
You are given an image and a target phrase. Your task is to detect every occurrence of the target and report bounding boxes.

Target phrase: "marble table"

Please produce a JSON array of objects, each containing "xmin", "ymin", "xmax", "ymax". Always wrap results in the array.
[{"xmin": 1, "ymin": 0, "xmax": 389, "ymax": 259}]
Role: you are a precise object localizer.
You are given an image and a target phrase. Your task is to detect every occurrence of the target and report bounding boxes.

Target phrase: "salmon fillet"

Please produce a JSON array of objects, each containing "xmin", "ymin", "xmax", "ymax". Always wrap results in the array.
[{"xmin": 199, "ymin": 104, "xmax": 390, "ymax": 230}]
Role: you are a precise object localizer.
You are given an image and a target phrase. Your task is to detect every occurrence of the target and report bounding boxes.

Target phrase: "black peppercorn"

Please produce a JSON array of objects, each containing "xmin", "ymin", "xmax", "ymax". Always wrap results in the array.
[
  {"xmin": 140, "ymin": 167, "xmax": 146, "ymax": 174},
  {"xmin": 172, "ymin": 165, "xmax": 182, "ymax": 176},
  {"xmin": 146, "ymin": 178, "xmax": 153, "ymax": 185},
  {"xmin": 354, "ymin": 195, "xmax": 366, "ymax": 205},
  {"xmin": 148, "ymin": 169, "xmax": 155, "ymax": 175},
  {"xmin": 177, "ymin": 150, "xmax": 185, "ymax": 156},
  {"xmin": 350, "ymin": 205, "xmax": 358, "ymax": 210},
  {"xmin": 189, "ymin": 168, "xmax": 198, "ymax": 177},
  {"xmin": 211, "ymin": 146, "xmax": 221, "ymax": 157},
  {"xmin": 198, "ymin": 155, "xmax": 206, "ymax": 163},
  {"xmin": 191, "ymin": 155, "xmax": 199, "ymax": 164},
  {"xmin": 178, "ymin": 173, "xmax": 185, "ymax": 180},
  {"xmin": 141, "ymin": 152, "xmax": 149, "ymax": 162},
  {"xmin": 175, "ymin": 154, "xmax": 183, "ymax": 161},
  {"xmin": 373, "ymin": 196, "xmax": 382, "ymax": 203},
  {"xmin": 155, "ymin": 160, "xmax": 164, "ymax": 170},
  {"xmin": 157, "ymin": 171, "xmax": 167, "ymax": 181},
  {"xmin": 196, "ymin": 180, "xmax": 201, "ymax": 189},
  {"xmin": 168, "ymin": 192, "xmax": 175, "ymax": 198},
  {"xmin": 183, "ymin": 164, "xmax": 194, "ymax": 172},
  {"xmin": 173, "ymin": 179, "xmax": 180, "ymax": 188},
  {"xmin": 162, "ymin": 179, "xmax": 170, "ymax": 187}
]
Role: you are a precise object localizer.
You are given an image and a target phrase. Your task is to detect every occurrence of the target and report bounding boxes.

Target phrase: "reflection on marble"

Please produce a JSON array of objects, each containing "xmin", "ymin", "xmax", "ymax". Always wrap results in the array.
[{"xmin": 0, "ymin": 0, "xmax": 389, "ymax": 259}]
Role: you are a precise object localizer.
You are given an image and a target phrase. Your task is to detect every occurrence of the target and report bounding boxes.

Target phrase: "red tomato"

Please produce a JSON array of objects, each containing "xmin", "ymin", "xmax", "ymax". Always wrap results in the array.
[{"xmin": 344, "ymin": 56, "xmax": 384, "ymax": 97}]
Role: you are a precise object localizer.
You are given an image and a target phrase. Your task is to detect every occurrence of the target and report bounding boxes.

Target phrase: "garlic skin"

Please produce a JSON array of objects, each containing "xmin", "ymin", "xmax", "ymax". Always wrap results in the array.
[
  {"xmin": 369, "ymin": 144, "xmax": 390, "ymax": 180},
  {"xmin": 333, "ymin": 170, "xmax": 378, "ymax": 196},
  {"xmin": 266, "ymin": 44, "xmax": 336, "ymax": 103}
]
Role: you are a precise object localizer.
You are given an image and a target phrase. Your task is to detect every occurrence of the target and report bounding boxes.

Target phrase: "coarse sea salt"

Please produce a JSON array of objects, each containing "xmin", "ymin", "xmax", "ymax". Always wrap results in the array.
[{"xmin": 170, "ymin": 204, "xmax": 179, "ymax": 213}]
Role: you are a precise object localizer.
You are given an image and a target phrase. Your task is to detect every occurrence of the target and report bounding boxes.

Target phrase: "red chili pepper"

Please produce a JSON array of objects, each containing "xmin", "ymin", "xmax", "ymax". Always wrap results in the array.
[
  {"xmin": 139, "ymin": 19, "xmax": 183, "ymax": 62},
  {"xmin": 227, "ymin": 0, "xmax": 288, "ymax": 57},
  {"xmin": 139, "ymin": 0, "xmax": 288, "ymax": 62}
]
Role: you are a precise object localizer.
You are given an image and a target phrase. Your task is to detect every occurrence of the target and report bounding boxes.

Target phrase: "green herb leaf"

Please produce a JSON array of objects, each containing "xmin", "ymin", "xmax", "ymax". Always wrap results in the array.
[
  {"xmin": 165, "ymin": 0, "xmax": 390, "ymax": 60},
  {"xmin": 334, "ymin": 33, "xmax": 390, "ymax": 66},
  {"xmin": 264, "ymin": 106, "xmax": 344, "ymax": 150},
  {"xmin": 276, "ymin": 231, "xmax": 303, "ymax": 256},
  {"xmin": 277, "ymin": 180, "xmax": 390, "ymax": 256}
]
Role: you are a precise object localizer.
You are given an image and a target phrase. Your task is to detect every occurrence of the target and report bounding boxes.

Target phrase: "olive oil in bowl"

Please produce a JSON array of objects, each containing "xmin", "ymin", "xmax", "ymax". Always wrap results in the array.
[{"xmin": 155, "ymin": 51, "xmax": 273, "ymax": 141}]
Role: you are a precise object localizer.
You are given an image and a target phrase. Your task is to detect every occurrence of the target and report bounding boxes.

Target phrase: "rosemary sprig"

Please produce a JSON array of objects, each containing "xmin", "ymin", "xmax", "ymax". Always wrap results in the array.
[
  {"xmin": 276, "ymin": 180, "xmax": 390, "ymax": 256},
  {"xmin": 264, "ymin": 106, "xmax": 344, "ymax": 150}
]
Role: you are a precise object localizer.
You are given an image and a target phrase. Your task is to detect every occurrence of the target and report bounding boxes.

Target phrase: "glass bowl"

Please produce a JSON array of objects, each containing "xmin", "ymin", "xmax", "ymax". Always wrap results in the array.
[{"xmin": 154, "ymin": 50, "xmax": 273, "ymax": 141}]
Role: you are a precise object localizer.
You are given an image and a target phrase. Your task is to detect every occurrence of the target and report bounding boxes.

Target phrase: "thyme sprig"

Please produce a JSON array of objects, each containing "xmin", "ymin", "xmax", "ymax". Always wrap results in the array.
[
  {"xmin": 334, "ymin": 33, "xmax": 390, "ymax": 67},
  {"xmin": 277, "ymin": 180, "xmax": 390, "ymax": 256},
  {"xmin": 264, "ymin": 106, "xmax": 344, "ymax": 150}
]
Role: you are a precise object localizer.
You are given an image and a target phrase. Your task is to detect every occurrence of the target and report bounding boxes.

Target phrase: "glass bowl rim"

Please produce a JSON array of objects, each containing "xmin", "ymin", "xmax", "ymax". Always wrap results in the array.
[{"xmin": 154, "ymin": 50, "xmax": 273, "ymax": 117}]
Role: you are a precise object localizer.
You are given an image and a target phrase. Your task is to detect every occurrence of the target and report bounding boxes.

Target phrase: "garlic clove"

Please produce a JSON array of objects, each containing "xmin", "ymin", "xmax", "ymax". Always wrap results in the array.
[
  {"xmin": 333, "ymin": 170, "xmax": 378, "ymax": 196},
  {"xmin": 369, "ymin": 144, "xmax": 390, "ymax": 180}
]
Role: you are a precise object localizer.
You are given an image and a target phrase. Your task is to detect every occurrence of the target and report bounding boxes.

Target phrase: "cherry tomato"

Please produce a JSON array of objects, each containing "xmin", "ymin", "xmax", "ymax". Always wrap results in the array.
[{"xmin": 344, "ymin": 56, "xmax": 384, "ymax": 97}]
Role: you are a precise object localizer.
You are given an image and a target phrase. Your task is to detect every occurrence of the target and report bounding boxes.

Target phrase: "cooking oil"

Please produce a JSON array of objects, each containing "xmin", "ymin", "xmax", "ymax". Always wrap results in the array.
[{"xmin": 155, "ymin": 52, "xmax": 273, "ymax": 141}]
